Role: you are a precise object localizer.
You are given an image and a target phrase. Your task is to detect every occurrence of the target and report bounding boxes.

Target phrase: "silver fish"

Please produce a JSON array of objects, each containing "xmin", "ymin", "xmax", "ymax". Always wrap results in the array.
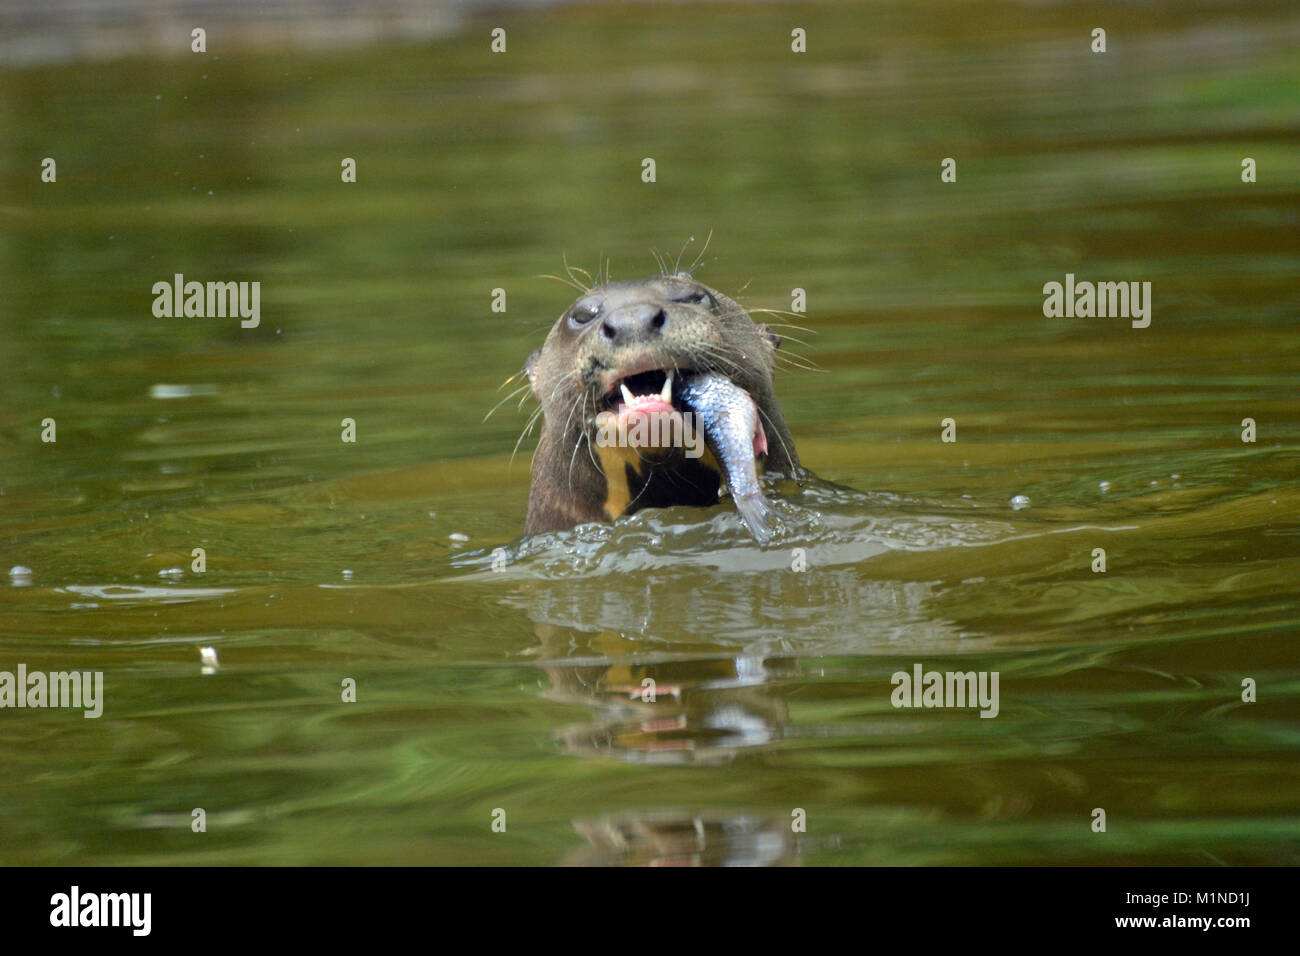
[{"xmin": 678, "ymin": 373, "xmax": 776, "ymax": 543}]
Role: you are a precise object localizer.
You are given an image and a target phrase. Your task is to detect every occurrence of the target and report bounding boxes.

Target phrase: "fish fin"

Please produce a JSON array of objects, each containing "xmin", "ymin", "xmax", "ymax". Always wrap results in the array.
[{"xmin": 733, "ymin": 492, "xmax": 776, "ymax": 544}]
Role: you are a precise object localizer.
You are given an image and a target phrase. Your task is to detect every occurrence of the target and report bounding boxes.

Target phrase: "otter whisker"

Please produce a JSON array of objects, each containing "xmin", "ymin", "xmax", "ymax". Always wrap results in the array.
[
  {"xmin": 510, "ymin": 405, "xmax": 544, "ymax": 468},
  {"xmin": 510, "ymin": 366, "xmax": 580, "ymax": 468},
  {"xmin": 483, "ymin": 383, "xmax": 532, "ymax": 423},
  {"xmin": 772, "ymin": 347, "xmax": 824, "ymax": 372},
  {"xmin": 767, "ymin": 332, "xmax": 814, "ymax": 348},
  {"xmin": 685, "ymin": 229, "xmax": 714, "ymax": 277},
  {"xmin": 542, "ymin": 371, "xmax": 582, "ymax": 413},
  {"xmin": 496, "ymin": 370, "xmax": 524, "ymax": 390},
  {"xmin": 753, "ymin": 401, "xmax": 797, "ymax": 476},
  {"xmin": 538, "ymin": 272, "xmax": 589, "ymax": 294},
  {"xmin": 672, "ymin": 238, "xmax": 692, "ymax": 276},
  {"xmin": 685, "ymin": 343, "xmax": 748, "ymax": 381},
  {"xmin": 748, "ymin": 312, "xmax": 817, "ymax": 335},
  {"xmin": 562, "ymin": 253, "xmax": 595, "ymax": 291},
  {"xmin": 582, "ymin": 393, "xmax": 601, "ymax": 474},
  {"xmin": 564, "ymin": 393, "xmax": 590, "ymax": 492}
]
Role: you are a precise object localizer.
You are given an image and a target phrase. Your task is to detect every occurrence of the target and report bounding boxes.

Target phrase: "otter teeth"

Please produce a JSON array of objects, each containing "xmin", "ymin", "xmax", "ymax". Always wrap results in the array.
[{"xmin": 617, "ymin": 371, "xmax": 675, "ymax": 407}]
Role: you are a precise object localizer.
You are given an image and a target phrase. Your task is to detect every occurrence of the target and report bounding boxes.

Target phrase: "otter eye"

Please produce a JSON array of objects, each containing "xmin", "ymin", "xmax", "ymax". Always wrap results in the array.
[
  {"xmin": 568, "ymin": 300, "xmax": 601, "ymax": 329},
  {"xmin": 674, "ymin": 288, "xmax": 713, "ymax": 307}
]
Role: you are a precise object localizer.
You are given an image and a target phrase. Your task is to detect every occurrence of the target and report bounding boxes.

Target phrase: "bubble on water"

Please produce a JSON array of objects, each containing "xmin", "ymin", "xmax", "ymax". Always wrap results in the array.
[
  {"xmin": 341, "ymin": 569, "xmax": 353, "ymax": 581},
  {"xmin": 450, "ymin": 533, "xmax": 470, "ymax": 543},
  {"xmin": 1170, "ymin": 474, "xmax": 1180, "ymax": 480},
  {"xmin": 1098, "ymin": 481, "xmax": 1112, "ymax": 492},
  {"xmin": 1009, "ymin": 494, "xmax": 1031, "ymax": 511},
  {"xmin": 200, "ymin": 645, "xmax": 220, "ymax": 675},
  {"xmin": 158, "ymin": 568, "xmax": 185, "ymax": 579},
  {"xmin": 9, "ymin": 565, "xmax": 33, "ymax": 585}
]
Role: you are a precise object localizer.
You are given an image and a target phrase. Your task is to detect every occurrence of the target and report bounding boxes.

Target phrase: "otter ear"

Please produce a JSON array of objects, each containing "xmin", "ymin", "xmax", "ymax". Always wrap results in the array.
[
  {"xmin": 523, "ymin": 348, "xmax": 544, "ymax": 394},
  {"xmin": 757, "ymin": 324, "xmax": 782, "ymax": 351}
]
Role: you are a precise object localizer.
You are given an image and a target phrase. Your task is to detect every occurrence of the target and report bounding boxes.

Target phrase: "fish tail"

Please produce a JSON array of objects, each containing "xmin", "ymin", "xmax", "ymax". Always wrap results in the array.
[{"xmin": 733, "ymin": 491, "xmax": 776, "ymax": 544}]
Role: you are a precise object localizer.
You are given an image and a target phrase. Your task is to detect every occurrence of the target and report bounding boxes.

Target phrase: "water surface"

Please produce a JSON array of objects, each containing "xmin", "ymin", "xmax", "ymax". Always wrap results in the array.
[{"xmin": 0, "ymin": 1, "xmax": 1297, "ymax": 865}]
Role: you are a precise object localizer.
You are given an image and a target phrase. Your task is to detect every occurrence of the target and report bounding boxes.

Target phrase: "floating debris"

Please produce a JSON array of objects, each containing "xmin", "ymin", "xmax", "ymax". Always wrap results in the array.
[{"xmin": 149, "ymin": 383, "xmax": 217, "ymax": 399}]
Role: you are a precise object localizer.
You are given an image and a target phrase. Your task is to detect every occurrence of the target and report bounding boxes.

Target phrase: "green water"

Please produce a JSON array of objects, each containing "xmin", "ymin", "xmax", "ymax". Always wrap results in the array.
[{"xmin": 1, "ymin": 2, "xmax": 1298, "ymax": 865}]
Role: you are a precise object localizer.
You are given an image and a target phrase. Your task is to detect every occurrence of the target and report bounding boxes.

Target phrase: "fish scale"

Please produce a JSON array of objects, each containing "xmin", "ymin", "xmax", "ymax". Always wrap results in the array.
[{"xmin": 677, "ymin": 373, "xmax": 776, "ymax": 544}]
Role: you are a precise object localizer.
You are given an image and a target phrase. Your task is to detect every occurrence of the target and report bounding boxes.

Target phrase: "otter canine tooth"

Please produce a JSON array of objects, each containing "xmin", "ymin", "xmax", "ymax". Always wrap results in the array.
[
  {"xmin": 620, "ymin": 383, "xmax": 636, "ymax": 405},
  {"xmin": 661, "ymin": 370, "xmax": 674, "ymax": 403}
]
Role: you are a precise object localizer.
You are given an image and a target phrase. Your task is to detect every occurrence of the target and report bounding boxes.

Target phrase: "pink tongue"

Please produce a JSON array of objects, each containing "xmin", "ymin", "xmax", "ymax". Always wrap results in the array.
[
  {"xmin": 618, "ymin": 395, "xmax": 676, "ymax": 416},
  {"xmin": 617, "ymin": 385, "xmax": 770, "ymax": 459}
]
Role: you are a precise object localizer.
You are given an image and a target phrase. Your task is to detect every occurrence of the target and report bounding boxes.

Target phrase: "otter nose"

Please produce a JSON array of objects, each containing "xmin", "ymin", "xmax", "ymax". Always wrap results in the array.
[{"xmin": 600, "ymin": 303, "xmax": 667, "ymax": 344}]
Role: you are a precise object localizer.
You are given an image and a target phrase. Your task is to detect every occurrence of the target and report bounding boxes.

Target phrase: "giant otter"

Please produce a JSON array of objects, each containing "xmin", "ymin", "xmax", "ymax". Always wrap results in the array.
[{"xmin": 521, "ymin": 273, "xmax": 801, "ymax": 537}]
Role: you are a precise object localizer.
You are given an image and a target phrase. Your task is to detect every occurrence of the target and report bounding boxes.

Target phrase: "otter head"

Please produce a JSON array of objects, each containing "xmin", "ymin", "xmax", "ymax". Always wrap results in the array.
[{"xmin": 522, "ymin": 273, "xmax": 799, "ymax": 535}]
